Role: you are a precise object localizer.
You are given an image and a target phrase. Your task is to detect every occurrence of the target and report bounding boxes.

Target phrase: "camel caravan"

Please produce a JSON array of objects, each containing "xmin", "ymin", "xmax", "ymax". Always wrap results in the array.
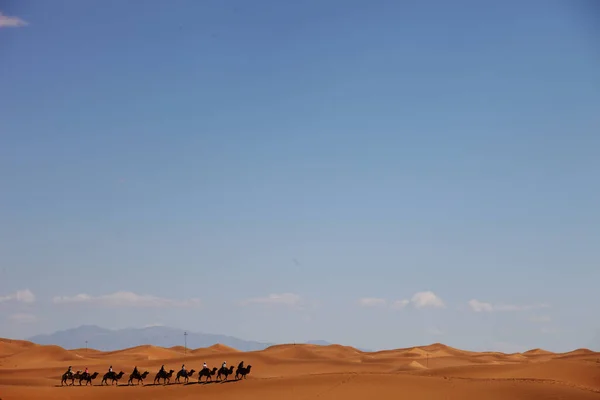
[{"xmin": 60, "ymin": 360, "xmax": 252, "ymax": 386}]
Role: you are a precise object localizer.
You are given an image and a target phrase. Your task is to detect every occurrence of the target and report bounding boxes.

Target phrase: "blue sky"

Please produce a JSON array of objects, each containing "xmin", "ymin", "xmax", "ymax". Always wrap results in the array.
[{"xmin": 1, "ymin": 0, "xmax": 599, "ymax": 353}]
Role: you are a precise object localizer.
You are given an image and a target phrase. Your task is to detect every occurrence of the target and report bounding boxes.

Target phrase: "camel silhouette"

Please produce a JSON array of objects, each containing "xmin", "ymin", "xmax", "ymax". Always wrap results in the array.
[
  {"xmin": 217, "ymin": 365, "xmax": 234, "ymax": 381},
  {"xmin": 127, "ymin": 370, "xmax": 149, "ymax": 385},
  {"xmin": 153, "ymin": 369, "xmax": 175, "ymax": 385},
  {"xmin": 101, "ymin": 371, "xmax": 124, "ymax": 386},
  {"xmin": 60, "ymin": 370, "xmax": 78, "ymax": 386},
  {"xmin": 235, "ymin": 364, "xmax": 252, "ymax": 380},
  {"xmin": 198, "ymin": 367, "xmax": 218, "ymax": 382},
  {"xmin": 78, "ymin": 371, "xmax": 99, "ymax": 386},
  {"xmin": 175, "ymin": 368, "xmax": 196, "ymax": 384}
]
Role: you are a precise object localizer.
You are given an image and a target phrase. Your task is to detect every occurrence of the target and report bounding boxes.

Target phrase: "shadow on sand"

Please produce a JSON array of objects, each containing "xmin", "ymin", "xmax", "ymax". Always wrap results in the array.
[
  {"xmin": 55, "ymin": 379, "xmax": 242, "ymax": 388},
  {"xmin": 140, "ymin": 382, "xmax": 179, "ymax": 387},
  {"xmin": 205, "ymin": 379, "xmax": 238, "ymax": 385}
]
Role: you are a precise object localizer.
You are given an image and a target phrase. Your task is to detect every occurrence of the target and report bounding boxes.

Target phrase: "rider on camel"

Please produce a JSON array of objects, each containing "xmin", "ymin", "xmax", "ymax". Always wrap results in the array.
[
  {"xmin": 159, "ymin": 364, "xmax": 165, "ymax": 374},
  {"xmin": 203, "ymin": 362, "xmax": 208, "ymax": 370},
  {"xmin": 238, "ymin": 360, "xmax": 244, "ymax": 370},
  {"xmin": 108, "ymin": 365, "xmax": 113, "ymax": 373},
  {"xmin": 133, "ymin": 366, "xmax": 138, "ymax": 376},
  {"xmin": 67, "ymin": 365, "xmax": 73, "ymax": 375},
  {"xmin": 181, "ymin": 364, "xmax": 186, "ymax": 373}
]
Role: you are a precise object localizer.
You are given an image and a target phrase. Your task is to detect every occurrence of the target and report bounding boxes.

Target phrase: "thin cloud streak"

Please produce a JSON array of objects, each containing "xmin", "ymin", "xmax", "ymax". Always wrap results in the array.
[
  {"xmin": 52, "ymin": 291, "xmax": 201, "ymax": 308},
  {"xmin": 468, "ymin": 299, "xmax": 550, "ymax": 313},
  {"xmin": 240, "ymin": 293, "xmax": 302, "ymax": 307},
  {"xmin": 0, "ymin": 289, "xmax": 35, "ymax": 304},
  {"xmin": 358, "ymin": 291, "xmax": 445, "ymax": 310},
  {"xmin": 358, "ymin": 297, "xmax": 387, "ymax": 307},
  {"xmin": 0, "ymin": 12, "xmax": 28, "ymax": 28}
]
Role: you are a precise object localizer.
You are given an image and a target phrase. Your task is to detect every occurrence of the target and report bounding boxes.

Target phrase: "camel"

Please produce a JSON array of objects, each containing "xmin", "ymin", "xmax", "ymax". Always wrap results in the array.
[
  {"xmin": 235, "ymin": 364, "xmax": 252, "ymax": 380},
  {"xmin": 60, "ymin": 370, "xmax": 79, "ymax": 386},
  {"xmin": 72, "ymin": 371, "xmax": 90, "ymax": 384},
  {"xmin": 79, "ymin": 372, "xmax": 99, "ymax": 386},
  {"xmin": 216, "ymin": 365, "xmax": 234, "ymax": 381},
  {"xmin": 175, "ymin": 369, "xmax": 195, "ymax": 384},
  {"xmin": 101, "ymin": 371, "xmax": 125, "ymax": 386},
  {"xmin": 153, "ymin": 369, "xmax": 175, "ymax": 385},
  {"xmin": 127, "ymin": 370, "xmax": 149, "ymax": 385},
  {"xmin": 197, "ymin": 367, "xmax": 218, "ymax": 382}
]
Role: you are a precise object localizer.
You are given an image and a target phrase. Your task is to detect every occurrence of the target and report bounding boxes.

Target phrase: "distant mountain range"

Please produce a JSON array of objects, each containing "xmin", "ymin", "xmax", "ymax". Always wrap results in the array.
[{"xmin": 26, "ymin": 325, "xmax": 364, "ymax": 352}]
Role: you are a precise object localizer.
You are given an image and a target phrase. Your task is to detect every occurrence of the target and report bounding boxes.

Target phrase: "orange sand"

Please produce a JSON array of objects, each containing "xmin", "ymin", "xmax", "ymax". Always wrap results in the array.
[{"xmin": 0, "ymin": 338, "xmax": 599, "ymax": 399}]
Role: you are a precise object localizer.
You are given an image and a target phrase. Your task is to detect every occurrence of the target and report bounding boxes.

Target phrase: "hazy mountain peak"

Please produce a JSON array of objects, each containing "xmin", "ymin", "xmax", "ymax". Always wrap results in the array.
[{"xmin": 27, "ymin": 325, "xmax": 274, "ymax": 352}]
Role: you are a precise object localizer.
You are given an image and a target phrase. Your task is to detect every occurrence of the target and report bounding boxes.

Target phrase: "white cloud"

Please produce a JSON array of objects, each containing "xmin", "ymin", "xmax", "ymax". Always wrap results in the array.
[
  {"xmin": 391, "ymin": 299, "xmax": 410, "ymax": 309},
  {"xmin": 0, "ymin": 12, "xmax": 28, "ymax": 28},
  {"xmin": 142, "ymin": 323, "xmax": 165, "ymax": 328},
  {"xmin": 358, "ymin": 297, "xmax": 387, "ymax": 307},
  {"xmin": 411, "ymin": 291, "xmax": 445, "ymax": 309},
  {"xmin": 0, "ymin": 289, "xmax": 35, "ymax": 304},
  {"xmin": 495, "ymin": 303, "xmax": 550, "ymax": 311},
  {"xmin": 468, "ymin": 299, "xmax": 550, "ymax": 313},
  {"xmin": 468, "ymin": 299, "xmax": 494, "ymax": 312},
  {"xmin": 8, "ymin": 313, "xmax": 37, "ymax": 324},
  {"xmin": 357, "ymin": 291, "xmax": 445, "ymax": 310},
  {"xmin": 240, "ymin": 293, "xmax": 302, "ymax": 307},
  {"xmin": 52, "ymin": 291, "xmax": 201, "ymax": 308}
]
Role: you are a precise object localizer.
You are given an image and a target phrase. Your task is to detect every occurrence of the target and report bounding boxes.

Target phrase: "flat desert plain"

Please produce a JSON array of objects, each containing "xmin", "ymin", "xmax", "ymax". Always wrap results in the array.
[{"xmin": 1, "ymin": 338, "xmax": 599, "ymax": 399}]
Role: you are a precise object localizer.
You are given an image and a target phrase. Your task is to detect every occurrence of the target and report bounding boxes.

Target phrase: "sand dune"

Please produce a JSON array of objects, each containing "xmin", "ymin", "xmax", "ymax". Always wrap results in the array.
[
  {"xmin": 555, "ymin": 348, "xmax": 596, "ymax": 360},
  {"xmin": 69, "ymin": 348, "xmax": 101, "ymax": 355},
  {"xmin": 101, "ymin": 344, "xmax": 183, "ymax": 360},
  {"xmin": 1, "ymin": 338, "xmax": 598, "ymax": 400},
  {"xmin": 394, "ymin": 360, "xmax": 428, "ymax": 371},
  {"xmin": 523, "ymin": 348, "xmax": 554, "ymax": 356},
  {"xmin": 205, "ymin": 343, "xmax": 240, "ymax": 353},
  {"xmin": 261, "ymin": 343, "xmax": 361, "ymax": 361},
  {"xmin": 0, "ymin": 344, "xmax": 86, "ymax": 368},
  {"xmin": 0, "ymin": 338, "xmax": 37, "ymax": 357}
]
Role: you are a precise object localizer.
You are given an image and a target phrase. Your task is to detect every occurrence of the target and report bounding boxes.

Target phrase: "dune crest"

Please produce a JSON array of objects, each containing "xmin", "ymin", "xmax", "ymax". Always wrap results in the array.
[
  {"xmin": 523, "ymin": 348, "xmax": 554, "ymax": 356},
  {"xmin": 408, "ymin": 360, "xmax": 427, "ymax": 369},
  {"xmin": 191, "ymin": 343, "xmax": 240, "ymax": 353},
  {"xmin": 559, "ymin": 348, "xmax": 594, "ymax": 356},
  {"xmin": 101, "ymin": 344, "xmax": 182, "ymax": 361},
  {"xmin": 0, "ymin": 338, "xmax": 37, "ymax": 357},
  {"xmin": 0, "ymin": 344, "xmax": 82, "ymax": 368},
  {"xmin": 393, "ymin": 360, "xmax": 428, "ymax": 371}
]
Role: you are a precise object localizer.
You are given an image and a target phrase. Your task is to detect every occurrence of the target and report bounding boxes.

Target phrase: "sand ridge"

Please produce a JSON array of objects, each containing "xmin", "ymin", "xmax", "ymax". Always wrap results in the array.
[{"xmin": 0, "ymin": 338, "xmax": 599, "ymax": 399}]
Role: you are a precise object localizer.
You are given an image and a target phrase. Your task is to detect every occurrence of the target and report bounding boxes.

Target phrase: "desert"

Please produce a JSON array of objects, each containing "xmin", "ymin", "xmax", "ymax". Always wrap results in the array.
[
  {"xmin": 1, "ymin": 338, "xmax": 599, "ymax": 400},
  {"xmin": 3, "ymin": 2, "xmax": 599, "ymax": 400}
]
